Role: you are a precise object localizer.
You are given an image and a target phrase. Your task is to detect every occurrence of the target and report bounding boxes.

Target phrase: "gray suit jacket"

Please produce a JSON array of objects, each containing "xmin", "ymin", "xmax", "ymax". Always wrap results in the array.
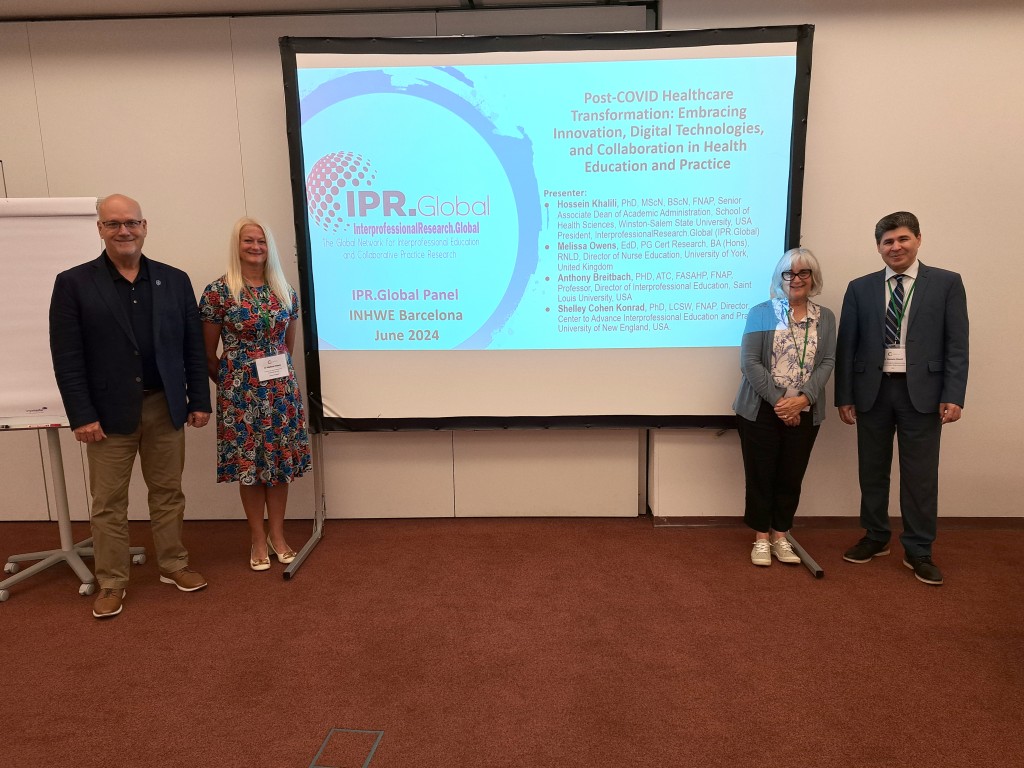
[{"xmin": 834, "ymin": 262, "xmax": 968, "ymax": 413}]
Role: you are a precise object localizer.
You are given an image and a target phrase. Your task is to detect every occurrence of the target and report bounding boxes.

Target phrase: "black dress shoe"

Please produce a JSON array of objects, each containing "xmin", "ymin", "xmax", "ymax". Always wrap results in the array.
[
  {"xmin": 843, "ymin": 536, "xmax": 890, "ymax": 563},
  {"xmin": 904, "ymin": 555, "xmax": 943, "ymax": 585}
]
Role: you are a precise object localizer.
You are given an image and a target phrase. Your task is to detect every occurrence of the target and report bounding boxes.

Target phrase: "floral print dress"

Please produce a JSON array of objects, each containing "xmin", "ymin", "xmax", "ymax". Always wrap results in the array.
[{"xmin": 199, "ymin": 279, "xmax": 311, "ymax": 486}]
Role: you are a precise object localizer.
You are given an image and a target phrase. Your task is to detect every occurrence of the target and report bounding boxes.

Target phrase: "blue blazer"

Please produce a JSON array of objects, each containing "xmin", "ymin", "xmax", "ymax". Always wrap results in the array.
[
  {"xmin": 49, "ymin": 253, "xmax": 211, "ymax": 433},
  {"xmin": 835, "ymin": 262, "xmax": 968, "ymax": 414}
]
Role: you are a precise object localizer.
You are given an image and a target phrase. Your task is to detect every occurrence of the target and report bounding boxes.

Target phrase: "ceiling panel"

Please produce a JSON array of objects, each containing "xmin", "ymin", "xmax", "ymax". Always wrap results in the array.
[{"xmin": 0, "ymin": 0, "xmax": 614, "ymax": 22}]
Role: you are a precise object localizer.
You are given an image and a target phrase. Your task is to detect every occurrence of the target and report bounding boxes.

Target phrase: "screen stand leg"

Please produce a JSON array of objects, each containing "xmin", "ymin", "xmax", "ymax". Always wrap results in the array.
[
  {"xmin": 785, "ymin": 531, "xmax": 824, "ymax": 579},
  {"xmin": 282, "ymin": 431, "xmax": 325, "ymax": 580}
]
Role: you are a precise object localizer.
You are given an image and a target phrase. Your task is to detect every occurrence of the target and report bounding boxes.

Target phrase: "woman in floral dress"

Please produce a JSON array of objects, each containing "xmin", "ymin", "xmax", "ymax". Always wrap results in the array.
[
  {"xmin": 199, "ymin": 217, "xmax": 311, "ymax": 571},
  {"xmin": 732, "ymin": 248, "xmax": 836, "ymax": 567}
]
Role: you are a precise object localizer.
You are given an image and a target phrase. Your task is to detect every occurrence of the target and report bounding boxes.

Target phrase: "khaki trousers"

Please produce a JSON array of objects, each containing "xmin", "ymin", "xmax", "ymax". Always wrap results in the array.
[{"xmin": 87, "ymin": 392, "xmax": 189, "ymax": 588}]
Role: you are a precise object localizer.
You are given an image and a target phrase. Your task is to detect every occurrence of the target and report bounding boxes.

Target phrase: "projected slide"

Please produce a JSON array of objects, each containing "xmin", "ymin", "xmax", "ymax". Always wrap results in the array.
[
  {"xmin": 297, "ymin": 54, "xmax": 795, "ymax": 351},
  {"xmin": 283, "ymin": 28, "xmax": 813, "ymax": 424}
]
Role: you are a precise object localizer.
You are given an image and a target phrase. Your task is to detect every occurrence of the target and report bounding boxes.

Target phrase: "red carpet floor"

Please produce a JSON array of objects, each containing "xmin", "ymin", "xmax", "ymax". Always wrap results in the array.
[{"xmin": 1, "ymin": 517, "xmax": 1022, "ymax": 767}]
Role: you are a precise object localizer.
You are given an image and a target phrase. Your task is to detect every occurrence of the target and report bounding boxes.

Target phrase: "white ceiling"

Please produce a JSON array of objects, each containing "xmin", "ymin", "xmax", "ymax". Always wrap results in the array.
[{"xmin": 0, "ymin": 0, "xmax": 615, "ymax": 22}]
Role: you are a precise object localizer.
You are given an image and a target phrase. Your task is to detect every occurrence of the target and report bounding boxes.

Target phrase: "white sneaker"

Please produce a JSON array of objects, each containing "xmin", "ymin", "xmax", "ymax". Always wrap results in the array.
[
  {"xmin": 751, "ymin": 539, "xmax": 772, "ymax": 566},
  {"xmin": 771, "ymin": 537, "xmax": 801, "ymax": 564}
]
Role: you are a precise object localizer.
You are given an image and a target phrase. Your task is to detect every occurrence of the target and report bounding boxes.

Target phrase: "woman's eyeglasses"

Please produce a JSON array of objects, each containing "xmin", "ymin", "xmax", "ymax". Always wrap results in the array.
[{"xmin": 781, "ymin": 269, "xmax": 812, "ymax": 281}]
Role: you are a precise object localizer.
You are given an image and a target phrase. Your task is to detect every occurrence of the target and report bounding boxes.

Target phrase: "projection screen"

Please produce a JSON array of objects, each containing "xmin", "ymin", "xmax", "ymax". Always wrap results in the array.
[{"xmin": 280, "ymin": 26, "xmax": 814, "ymax": 430}]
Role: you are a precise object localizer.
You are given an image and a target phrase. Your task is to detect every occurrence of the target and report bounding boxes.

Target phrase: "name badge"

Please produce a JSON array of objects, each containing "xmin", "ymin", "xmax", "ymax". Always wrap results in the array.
[
  {"xmin": 255, "ymin": 353, "xmax": 288, "ymax": 382},
  {"xmin": 882, "ymin": 346, "xmax": 907, "ymax": 373}
]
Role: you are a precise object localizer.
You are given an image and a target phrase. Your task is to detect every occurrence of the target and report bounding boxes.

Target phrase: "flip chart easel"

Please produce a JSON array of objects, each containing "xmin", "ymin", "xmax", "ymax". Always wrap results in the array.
[{"xmin": 0, "ymin": 198, "xmax": 147, "ymax": 601}]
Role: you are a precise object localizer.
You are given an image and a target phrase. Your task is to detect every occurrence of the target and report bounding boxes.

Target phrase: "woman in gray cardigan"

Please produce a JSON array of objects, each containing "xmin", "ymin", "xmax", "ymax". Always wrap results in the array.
[{"xmin": 733, "ymin": 248, "xmax": 836, "ymax": 566}]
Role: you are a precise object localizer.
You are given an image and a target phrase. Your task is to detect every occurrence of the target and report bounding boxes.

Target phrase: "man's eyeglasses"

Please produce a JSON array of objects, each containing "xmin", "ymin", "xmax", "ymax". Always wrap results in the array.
[
  {"xmin": 781, "ymin": 269, "xmax": 812, "ymax": 281},
  {"xmin": 100, "ymin": 219, "xmax": 144, "ymax": 232}
]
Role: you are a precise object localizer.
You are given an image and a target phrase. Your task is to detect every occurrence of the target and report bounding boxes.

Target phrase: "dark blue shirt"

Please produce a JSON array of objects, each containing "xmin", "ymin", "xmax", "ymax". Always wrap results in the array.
[{"xmin": 103, "ymin": 252, "xmax": 163, "ymax": 391}]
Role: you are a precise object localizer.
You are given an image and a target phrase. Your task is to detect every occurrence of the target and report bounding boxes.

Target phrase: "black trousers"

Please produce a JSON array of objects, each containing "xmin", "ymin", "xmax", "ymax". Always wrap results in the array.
[
  {"xmin": 737, "ymin": 400, "xmax": 821, "ymax": 533},
  {"xmin": 855, "ymin": 374, "xmax": 942, "ymax": 557}
]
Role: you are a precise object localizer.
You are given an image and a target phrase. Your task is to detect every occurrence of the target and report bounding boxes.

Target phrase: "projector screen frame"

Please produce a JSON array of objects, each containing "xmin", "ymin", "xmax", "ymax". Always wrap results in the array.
[{"xmin": 280, "ymin": 25, "xmax": 815, "ymax": 433}]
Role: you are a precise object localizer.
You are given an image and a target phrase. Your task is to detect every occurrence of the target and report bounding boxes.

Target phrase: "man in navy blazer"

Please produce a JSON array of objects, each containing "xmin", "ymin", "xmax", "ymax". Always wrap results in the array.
[
  {"xmin": 835, "ymin": 211, "xmax": 969, "ymax": 585},
  {"xmin": 49, "ymin": 194, "xmax": 212, "ymax": 618}
]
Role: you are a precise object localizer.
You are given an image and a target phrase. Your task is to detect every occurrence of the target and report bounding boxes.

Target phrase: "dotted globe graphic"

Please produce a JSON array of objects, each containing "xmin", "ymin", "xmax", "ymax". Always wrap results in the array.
[{"xmin": 306, "ymin": 152, "xmax": 376, "ymax": 233}]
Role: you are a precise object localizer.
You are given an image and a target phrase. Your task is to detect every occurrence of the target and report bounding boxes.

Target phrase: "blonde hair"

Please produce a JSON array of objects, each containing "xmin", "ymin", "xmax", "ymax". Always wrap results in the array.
[{"xmin": 224, "ymin": 217, "xmax": 293, "ymax": 312}]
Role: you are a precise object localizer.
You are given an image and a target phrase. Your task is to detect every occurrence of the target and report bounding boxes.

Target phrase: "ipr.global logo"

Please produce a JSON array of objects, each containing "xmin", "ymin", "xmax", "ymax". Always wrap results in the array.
[{"xmin": 306, "ymin": 151, "xmax": 377, "ymax": 233}]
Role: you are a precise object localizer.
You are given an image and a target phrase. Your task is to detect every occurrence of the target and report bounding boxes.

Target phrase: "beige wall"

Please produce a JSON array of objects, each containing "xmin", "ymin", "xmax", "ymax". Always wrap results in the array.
[
  {"xmin": 653, "ymin": 0, "xmax": 1024, "ymax": 518},
  {"xmin": 0, "ymin": 5, "xmax": 648, "ymax": 524},
  {"xmin": 1, "ymin": 2, "xmax": 1020, "ymax": 525}
]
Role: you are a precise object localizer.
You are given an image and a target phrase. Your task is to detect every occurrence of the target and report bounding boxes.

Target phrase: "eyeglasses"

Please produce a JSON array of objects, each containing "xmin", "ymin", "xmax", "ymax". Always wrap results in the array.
[
  {"xmin": 781, "ymin": 269, "xmax": 812, "ymax": 281},
  {"xmin": 100, "ymin": 219, "xmax": 144, "ymax": 232}
]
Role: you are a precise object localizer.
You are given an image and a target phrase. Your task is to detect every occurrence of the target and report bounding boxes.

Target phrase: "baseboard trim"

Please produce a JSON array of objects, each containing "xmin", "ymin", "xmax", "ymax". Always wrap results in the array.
[{"xmin": 652, "ymin": 515, "xmax": 1024, "ymax": 530}]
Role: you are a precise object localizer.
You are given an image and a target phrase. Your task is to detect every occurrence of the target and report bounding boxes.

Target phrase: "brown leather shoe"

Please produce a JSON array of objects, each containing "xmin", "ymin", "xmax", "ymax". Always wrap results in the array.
[
  {"xmin": 92, "ymin": 588, "xmax": 125, "ymax": 619},
  {"xmin": 159, "ymin": 566, "xmax": 208, "ymax": 592}
]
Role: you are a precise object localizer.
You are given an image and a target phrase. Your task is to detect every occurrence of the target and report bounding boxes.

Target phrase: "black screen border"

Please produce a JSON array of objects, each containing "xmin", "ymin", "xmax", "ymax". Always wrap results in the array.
[{"xmin": 279, "ymin": 25, "xmax": 815, "ymax": 433}]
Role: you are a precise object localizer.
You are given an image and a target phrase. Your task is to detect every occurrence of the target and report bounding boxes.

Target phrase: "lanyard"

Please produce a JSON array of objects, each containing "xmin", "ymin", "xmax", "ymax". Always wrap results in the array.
[
  {"xmin": 785, "ymin": 307, "xmax": 811, "ymax": 373},
  {"xmin": 245, "ymin": 284, "xmax": 275, "ymax": 332},
  {"xmin": 886, "ymin": 277, "xmax": 916, "ymax": 337}
]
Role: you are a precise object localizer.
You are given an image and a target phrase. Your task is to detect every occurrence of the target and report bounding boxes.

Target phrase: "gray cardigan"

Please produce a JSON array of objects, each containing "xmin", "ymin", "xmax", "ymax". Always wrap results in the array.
[{"xmin": 732, "ymin": 299, "xmax": 837, "ymax": 425}]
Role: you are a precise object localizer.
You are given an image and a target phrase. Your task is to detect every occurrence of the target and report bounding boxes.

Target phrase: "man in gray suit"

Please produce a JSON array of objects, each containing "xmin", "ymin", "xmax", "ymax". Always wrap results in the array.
[{"xmin": 835, "ymin": 211, "xmax": 968, "ymax": 585}]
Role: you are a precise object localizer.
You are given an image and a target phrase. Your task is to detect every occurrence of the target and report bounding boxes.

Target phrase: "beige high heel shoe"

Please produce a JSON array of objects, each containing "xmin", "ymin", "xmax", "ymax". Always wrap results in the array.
[
  {"xmin": 267, "ymin": 536, "xmax": 296, "ymax": 564},
  {"xmin": 250, "ymin": 545, "xmax": 271, "ymax": 572}
]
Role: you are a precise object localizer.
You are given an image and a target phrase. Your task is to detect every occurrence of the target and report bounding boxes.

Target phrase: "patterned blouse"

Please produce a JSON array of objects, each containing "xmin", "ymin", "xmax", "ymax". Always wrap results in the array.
[{"xmin": 769, "ymin": 297, "xmax": 820, "ymax": 392}]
